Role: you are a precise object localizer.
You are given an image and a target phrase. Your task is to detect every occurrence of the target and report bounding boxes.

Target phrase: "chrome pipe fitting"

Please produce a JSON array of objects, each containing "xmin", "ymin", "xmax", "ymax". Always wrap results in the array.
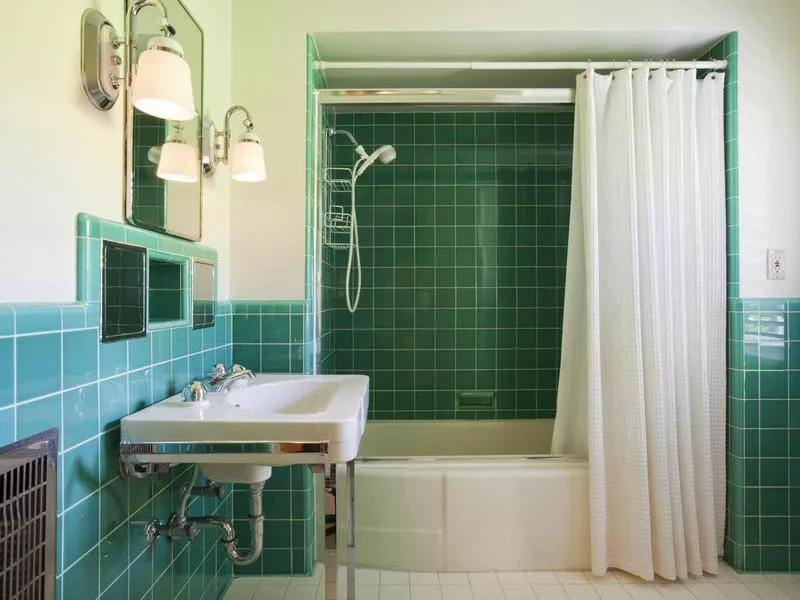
[{"xmin": 188, "ymin": 480, "xmax": 265, "ymax": 566}]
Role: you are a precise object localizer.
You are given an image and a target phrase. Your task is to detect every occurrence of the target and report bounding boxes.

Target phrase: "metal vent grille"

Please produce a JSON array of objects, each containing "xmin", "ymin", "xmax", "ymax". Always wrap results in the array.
[{"xmin": 0, "ymin": 429, "xmax": 58, "ymax": 600}]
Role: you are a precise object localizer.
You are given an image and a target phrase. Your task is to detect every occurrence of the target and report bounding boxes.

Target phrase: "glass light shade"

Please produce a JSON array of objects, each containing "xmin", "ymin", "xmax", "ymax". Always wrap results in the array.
[
  {"xmin": 231, "ymin": 133, "xmax": 266, "ymax": 182},
  {"xmin": 157, "ymin": 140, "xmax": 198, "ymax": 182},
  {"xmin": 132, "ymin": 36, "xmax": 195, "ymax": 121}
]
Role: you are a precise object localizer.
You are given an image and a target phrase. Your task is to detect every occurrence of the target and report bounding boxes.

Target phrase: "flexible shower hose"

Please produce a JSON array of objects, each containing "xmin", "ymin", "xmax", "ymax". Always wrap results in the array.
[{"xmin": 345, "ymin": 159, "xmax": 365, "ymax": 313}]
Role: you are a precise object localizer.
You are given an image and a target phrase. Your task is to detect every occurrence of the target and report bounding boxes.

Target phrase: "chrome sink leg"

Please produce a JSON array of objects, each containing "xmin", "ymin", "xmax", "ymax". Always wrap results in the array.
[{"xmin": 346, "ymin": 459, "xmax": 355, "ymax": 600}]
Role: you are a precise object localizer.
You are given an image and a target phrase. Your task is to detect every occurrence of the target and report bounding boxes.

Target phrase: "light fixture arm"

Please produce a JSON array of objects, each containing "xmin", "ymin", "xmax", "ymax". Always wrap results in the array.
[
  {"xmin": 202, "ymin": 105, "xmax": 265, "ymax": 180},
  {"xmin": 118, "ymin": 0, "xmax": 174, "ymax": 89},
  {"xmin": 219, "ymin": 105, "xmax": 256, "ymax": 164}
]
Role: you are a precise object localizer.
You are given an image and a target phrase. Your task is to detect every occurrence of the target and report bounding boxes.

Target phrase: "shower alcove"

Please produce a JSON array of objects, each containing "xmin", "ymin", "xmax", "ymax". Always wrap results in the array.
[{"xmin": 303, "ymin": 29, "xmax": 737, "ymax": 573}]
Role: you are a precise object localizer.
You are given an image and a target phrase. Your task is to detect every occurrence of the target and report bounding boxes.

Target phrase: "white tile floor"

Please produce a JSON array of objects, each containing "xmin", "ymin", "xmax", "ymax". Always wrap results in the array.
[{"xmin": 223, "ymin": 563, "xmax": 800, "ymax": 600}]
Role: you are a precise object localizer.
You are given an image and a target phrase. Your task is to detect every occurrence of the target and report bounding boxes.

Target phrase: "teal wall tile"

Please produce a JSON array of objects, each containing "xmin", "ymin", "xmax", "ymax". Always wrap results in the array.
[
  {"xmin": 63, "ymin": 384, "xmax": 99, "ymax": 448},
  {"xmin": 0, "ymin": 407, "xmax": 13, "ymax": 446},
  {"xmin": 64, "ymin": 438, "xmax": 100, "ymax": 506},
  {"xmin": 0, "ymin": 306, "xmax": 13, "ymax": 336},
  {"xmin": 63, "ymin": 546, "xmax": 100, "ymax": 600},
  {"xmin": 64, "ymin": 328, "xmax": 99, "ymax": 388},
  {"xmin": 0, "ymin": 337, "xmax": 13, "ymax": 407},
  {"xmin": 152, "ymin": 329, "xmax": 172, "ymax": 363},
  {"xmin": 15, "ymin": 305, "xmax": 62, "ymax": 334},
  {"xmin": 64, "ymin": 492, "xmax": 101, "ymax": 567},
  {"xmin": 100, "ymin": 341, "xmax": 128, "ymax": 378},
  {"xmin": 129, "ymin": 367, "xmax": 153, "ymax": 412},
  {"xmin": 16, "ymin": 332, "xmax": 61, "ymax": 400},
  {"xmin": 128, "ymin": 336, "xmax": 152, "ymax": 371},
  {"xmin": 62, "ymin": 305, "xmax": 87, "ymax": 330},
  {"xmin": 2, "ymin": 213, "xmax": 232, "ymax": 598},
  {"xmin": 16, "ymin": 393, "xmax": 61, "ymax": 440}
]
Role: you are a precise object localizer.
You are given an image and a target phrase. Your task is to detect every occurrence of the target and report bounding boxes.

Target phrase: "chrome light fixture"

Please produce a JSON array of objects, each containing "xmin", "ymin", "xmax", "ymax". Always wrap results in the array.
[
  {"xmin": 202, "ymin": 106, "xmax": 266, "ymax": 182},
  {"xmin": 80, "ymin": 0, "xmax": 195, "ymax": 121},
  {"xmin": 156, "ymin": 122, "xmax": 199, "ymax": 182}
]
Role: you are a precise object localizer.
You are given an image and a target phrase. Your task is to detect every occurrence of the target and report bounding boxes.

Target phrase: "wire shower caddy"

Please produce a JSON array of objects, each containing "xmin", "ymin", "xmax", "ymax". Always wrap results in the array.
[{"xmin": 323, "ymin": 167, "xmax": 353, "ymax": 250}]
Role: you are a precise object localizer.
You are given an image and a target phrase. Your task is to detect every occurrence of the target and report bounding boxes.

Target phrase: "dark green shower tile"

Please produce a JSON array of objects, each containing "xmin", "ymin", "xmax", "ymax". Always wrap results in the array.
[
  {"xmin": 323, "ymin": 109, "xmax": 572, "ymax": 421},
  {"xmin": 761, "ymin": 371, "xmax": 788, "ymax": 399}
]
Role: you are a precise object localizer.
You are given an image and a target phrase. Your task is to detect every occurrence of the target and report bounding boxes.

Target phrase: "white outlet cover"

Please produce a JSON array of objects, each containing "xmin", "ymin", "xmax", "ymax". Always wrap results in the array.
[{"xmin": 767, "ymin": 249, "xmax": 786, "ymax": 280}]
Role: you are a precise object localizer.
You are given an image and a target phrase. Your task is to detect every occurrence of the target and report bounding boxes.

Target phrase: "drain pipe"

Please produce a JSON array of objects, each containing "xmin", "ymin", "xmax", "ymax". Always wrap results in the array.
[
  {"xmin": 190, "ymin": 480, "xmax": 265, "ymax": 566},
  {"xmin": 151, "ymin": 466, "xmax": 265, "ymax": 567}
]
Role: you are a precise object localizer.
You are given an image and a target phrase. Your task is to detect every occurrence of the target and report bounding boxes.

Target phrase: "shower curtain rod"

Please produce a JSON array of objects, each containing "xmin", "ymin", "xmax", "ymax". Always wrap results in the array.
[{"xmin": 316, "ymin": 60, "xmax": 728, "ymax": 71}]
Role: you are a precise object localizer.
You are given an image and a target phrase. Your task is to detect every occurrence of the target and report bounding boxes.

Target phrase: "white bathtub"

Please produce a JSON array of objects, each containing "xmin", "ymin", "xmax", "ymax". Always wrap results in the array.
[{"xmin": 335, "ymin": 420, "xmax": 589, "ymax": 572}]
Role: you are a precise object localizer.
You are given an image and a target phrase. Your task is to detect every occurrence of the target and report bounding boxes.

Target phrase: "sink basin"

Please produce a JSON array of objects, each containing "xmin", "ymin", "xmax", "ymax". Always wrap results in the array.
[
  {"xmin": 120, "ymin": 374, "xmax": 369, "ymax": 484},
  {"xmin": 226, "ymin": 379, "xmax": 338, "ymax": 414}
]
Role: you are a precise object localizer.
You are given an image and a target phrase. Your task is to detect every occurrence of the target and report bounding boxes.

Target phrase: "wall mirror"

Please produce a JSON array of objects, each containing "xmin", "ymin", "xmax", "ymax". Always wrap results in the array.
[
  {"xmin": 125, "ymin": 0, "xmax": 204, "ymax": 241},
  {"xmin": 102, "ymin": 241, "xmax": 146, "ymax": 343},
  {"xmin": 192, "ymin": 260, "xmax": 216, "ymax": 329}
]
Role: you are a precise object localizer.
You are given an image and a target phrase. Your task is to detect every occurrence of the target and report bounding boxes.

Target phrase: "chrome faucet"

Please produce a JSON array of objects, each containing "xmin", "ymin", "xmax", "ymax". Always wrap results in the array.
[
  {"xmin": 182, "ymin": 380, "xmax": 209, "ymax": 402},
  {"xmin": 181, "ymin": 364, "xmax": 255, "ymax": 401},
  {"xmin": 214, "ymin": 364, "xmax": 256, "ymax": 392}
]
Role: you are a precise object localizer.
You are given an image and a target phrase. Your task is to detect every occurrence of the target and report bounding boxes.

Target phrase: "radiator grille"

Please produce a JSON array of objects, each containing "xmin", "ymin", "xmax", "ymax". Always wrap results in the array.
[{"xmin": 0, "ymin": 429, "xmax": 58, "ymax": 600}]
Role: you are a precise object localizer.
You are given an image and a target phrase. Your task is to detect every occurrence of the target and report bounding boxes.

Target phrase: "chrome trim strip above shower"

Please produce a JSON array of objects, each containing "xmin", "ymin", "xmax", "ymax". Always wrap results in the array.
[
  {"xmin": 316, "ymin": 60, "xmax": 727, "ymax": 71},
  {"xmin": 317, "ymin": 88, "xmax": 575, "ymax": 105}
]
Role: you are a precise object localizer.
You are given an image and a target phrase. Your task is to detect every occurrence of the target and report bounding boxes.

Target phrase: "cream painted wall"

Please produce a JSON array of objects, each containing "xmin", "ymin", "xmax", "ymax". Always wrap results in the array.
[
  {"xmin": 184, "ymin": 0, "xmax": 232, "ymax": 299},
  {"xmin": 0, "ymin": 0, "xmax": 231, "ymax": 303},
  {"xmin": 230, "ymin": 0, "xmax": 800, "ymax": 300}
]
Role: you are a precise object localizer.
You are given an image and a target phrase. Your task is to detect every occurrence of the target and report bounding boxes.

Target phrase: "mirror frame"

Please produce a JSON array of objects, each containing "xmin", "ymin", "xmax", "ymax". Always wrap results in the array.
[
  {"xmin": 123, "ymin": 0, "xmax": 204, "ymax": 242},
  {"xmin": 191, "ymin": 259, "xmax": 216, "ymax": 329}
]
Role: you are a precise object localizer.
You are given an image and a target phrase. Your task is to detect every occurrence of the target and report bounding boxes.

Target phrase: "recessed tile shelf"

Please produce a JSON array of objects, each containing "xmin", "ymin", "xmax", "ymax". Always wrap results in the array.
[
  {"xmin": 148, "ymin": 254, "xmax": 188, "ymax": 326},
  {"xmin": 77, "ymin": 214, "xmax": 217, "ymax": 342}
]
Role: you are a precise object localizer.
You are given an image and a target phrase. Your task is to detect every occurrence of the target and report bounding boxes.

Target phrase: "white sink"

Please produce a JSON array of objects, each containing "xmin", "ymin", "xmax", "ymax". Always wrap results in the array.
[{"xmin": 120, "ymin": 374, "xmax": 369, "ymax": 484}]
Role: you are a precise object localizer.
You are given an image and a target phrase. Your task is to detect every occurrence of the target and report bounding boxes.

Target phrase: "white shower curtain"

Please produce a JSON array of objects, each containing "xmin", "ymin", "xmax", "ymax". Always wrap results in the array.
[{"xmin": 551, "ymin": 67, "xmax": 726, "ymax": 580}]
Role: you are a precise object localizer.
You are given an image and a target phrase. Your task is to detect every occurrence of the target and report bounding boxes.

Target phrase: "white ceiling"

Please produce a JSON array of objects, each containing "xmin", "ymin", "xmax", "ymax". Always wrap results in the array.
[{"xmin": 313, "ymin": 31, "xmax": 728, "ymax": 88}]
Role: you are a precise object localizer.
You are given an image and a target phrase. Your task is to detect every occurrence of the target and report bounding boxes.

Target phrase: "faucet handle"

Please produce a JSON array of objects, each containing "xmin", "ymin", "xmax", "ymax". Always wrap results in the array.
[
  {"xmin": 231, "ymin": 364, "xmax": 246, "ymax": 373},
  {"xmin": 183, "ymin": 380, "xmax": 208, "ymax": 402},
  {"xmin": 213, "ymin": 364, "xmax": 227, "ymax": 377}
]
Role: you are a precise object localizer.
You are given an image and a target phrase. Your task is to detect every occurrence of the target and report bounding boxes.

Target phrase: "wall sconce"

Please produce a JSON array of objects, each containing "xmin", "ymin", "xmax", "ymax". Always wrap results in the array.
[
  {"xmin": 80, "ymin": 0, "xmax": 195, "ymax": 121},
  {"xmin": 202, "ymin": 106, "xmax": 266, "ymax": 182}
]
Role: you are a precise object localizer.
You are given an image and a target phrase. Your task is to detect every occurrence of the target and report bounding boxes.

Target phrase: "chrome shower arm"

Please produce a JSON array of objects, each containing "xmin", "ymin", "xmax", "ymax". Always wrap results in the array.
[{"xmin": 328, "ymin": 128, "xmax": 370, "ymax": 160}]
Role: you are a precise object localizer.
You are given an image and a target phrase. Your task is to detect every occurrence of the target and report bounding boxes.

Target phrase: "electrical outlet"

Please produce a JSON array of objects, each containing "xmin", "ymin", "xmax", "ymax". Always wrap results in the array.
[{"xmin": 767, "ymin": 249, "xmax": 786, "ymax": 280}]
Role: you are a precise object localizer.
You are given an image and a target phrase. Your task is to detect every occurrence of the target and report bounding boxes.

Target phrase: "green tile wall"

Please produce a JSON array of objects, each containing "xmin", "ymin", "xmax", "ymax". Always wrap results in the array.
[
  {"xmin": 0, "ymin": 214, "xmax": 234, "ymax": 600},
  {"xmin": 148, "ymin": 258, "xmax": 185, "ymax": 323},
  {"xmin": 727, "ymin": 298, "xmax": 800, "ymax": 571},
  {"xmin": 322, "ymin": 109, "xmax": 573, "ymax": 420},
  {"xmin": 702, "ymin": 33, "xmax": 740, "ymax": 300},
  {"xmin": 231, "ymin": 300, "xmax": 314, "ymax": 576},
  {"xmin": 132, "ymin": 111, "xmax": 167, "ymax": 230},
  {"xmin": 231, "ymin": 301, "xmax": 305, "ymax": 375}
]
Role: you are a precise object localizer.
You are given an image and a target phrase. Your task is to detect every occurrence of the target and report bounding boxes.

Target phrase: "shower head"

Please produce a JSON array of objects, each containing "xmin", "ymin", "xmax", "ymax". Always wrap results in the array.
[
  {"xmin": 355, "ymin": 144, "xmax": 397, "ymax": 177},
  {"xmin": 372, "ymin": 144, "xmax": 396, "ymax": 165}
]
